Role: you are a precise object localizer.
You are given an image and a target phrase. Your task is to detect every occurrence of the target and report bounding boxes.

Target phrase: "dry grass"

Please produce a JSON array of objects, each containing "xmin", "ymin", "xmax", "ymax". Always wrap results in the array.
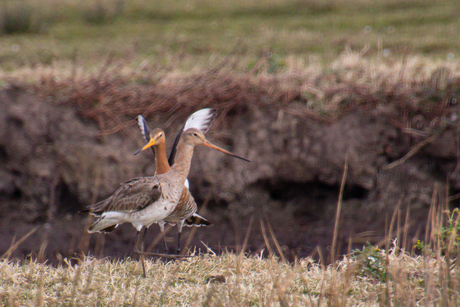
[
  {"xmin": 0, "ymin": 247, "xmax": 458, "ymax": 306},
  {"xmin": 4, "ymin": 51, "xmax": 459, "ymax": 136}
]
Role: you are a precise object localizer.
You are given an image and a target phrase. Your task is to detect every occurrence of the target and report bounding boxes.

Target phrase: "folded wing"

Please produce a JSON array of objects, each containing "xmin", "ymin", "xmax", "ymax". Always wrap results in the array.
[{"xmin": 89, "ymin": 177, "xmax": 162, "ymax": 215}]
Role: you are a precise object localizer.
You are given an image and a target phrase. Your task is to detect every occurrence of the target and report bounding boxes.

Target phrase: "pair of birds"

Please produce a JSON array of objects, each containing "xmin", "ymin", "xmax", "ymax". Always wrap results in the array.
[{"xmin": 86, "ymin": 109, "xmax": 249, "ymax": 275}]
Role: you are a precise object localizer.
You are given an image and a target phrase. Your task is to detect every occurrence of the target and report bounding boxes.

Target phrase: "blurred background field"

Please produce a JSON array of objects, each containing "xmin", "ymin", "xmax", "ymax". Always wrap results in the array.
[
  {"xmin": 0, "ymin": 0, "xmax": 458, "ymax": 73},
  {"xmin": 2, "ymin": 1, "xmax": 460, "ymax": 305}
]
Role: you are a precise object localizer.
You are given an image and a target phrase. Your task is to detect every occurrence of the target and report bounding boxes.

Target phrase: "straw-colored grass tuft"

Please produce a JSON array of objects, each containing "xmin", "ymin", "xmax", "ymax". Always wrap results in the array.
[{"xmin": 1, "ymin": 245, "xmax": 459, "ymax": 306}]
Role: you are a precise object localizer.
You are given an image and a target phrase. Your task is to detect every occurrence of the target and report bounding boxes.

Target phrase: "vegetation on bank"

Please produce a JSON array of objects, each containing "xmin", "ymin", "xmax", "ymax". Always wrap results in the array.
[
  {"xmin": 5, "ymin": 51, "xmax": 455, "ymax": 138},
  {"xmin": 1, "ymin": 0, "xmax": 458, "ymax": 131}
]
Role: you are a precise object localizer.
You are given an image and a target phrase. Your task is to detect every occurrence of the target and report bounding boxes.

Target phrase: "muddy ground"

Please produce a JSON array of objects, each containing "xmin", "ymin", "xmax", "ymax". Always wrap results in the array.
[{"xmin": 1, "ymin": 73, "xmax": 460, "ymax": 263}]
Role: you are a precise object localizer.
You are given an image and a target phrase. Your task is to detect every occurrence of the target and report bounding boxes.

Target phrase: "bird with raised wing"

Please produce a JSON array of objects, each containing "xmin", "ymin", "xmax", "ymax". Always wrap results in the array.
[
  {"xmin": 135, "ymin": 109, "xmax": 215, "ymax": 254},
  {"xmin": 87, "ymin": 128, "xmax": 250, "ymax": 275}
]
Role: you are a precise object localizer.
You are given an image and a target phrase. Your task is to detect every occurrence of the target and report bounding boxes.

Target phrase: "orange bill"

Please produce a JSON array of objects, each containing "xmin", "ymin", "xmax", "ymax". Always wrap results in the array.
[{"xmin": 134, "ymin": 138, "xmax": 156, "ymax": 155}]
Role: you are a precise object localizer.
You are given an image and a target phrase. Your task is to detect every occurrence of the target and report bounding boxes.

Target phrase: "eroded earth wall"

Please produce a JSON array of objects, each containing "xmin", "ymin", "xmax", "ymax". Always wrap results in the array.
[{"xmin": 0, "ymin": 86, "xmax": 458, "ymax": 262}]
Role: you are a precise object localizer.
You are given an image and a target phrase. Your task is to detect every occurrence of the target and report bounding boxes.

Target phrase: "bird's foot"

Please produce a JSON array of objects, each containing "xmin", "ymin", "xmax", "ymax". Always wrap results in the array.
[{"xmin": 134, "ymin": 249, "xmax": 195, "ymax": 259}]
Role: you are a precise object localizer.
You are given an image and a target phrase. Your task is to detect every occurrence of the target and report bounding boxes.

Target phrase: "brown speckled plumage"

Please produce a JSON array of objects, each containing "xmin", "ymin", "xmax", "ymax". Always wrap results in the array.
[
  {"xmin": 164, "ymin": 187, "xmax": 197, "ymax": 227},
  {"xmin": 90, "ymin": 177, "xmax": 162, "ymax": 214},
  {"xmin": 134, "ymin": 125, "xmax": 249, "ymax": 255},
  {"xmin": 148, "ymin": 128, "xmax": 210, "ymax": 232},
  {"xmin": 88, "ymin": 129, "xmax": 204, "ymax": 233}
]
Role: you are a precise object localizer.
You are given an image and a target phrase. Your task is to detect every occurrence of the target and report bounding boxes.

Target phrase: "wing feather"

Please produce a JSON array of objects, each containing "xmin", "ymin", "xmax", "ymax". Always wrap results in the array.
[
  {"xmin": 184, "ymin": 213, "xmax": 212, "ymax": 227},
  {"xmin": 168, "ymin": 108, "xmax": 217, "ymax": 166},
  {"xmin": 136, "ymin": 115, "xmax": 151, "ymax": 142},
  {"xmin": 183, "ymin": 108, "xmax": 217, "ymax": 133},
  {"xmin": 90, "ymin": 177, "xmax": 162, "ymax": 214},
  {"xmin": 136, "ymin": 115, "xmax": 155, "ymax": 157}
]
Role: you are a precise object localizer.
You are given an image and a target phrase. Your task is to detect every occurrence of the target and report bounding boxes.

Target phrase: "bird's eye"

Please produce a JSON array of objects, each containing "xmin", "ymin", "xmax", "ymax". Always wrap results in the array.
[
  {"xmin": 193, "ymin": 133, "xmax": 198, "ymax": 137},
  {"xmin": 159, "ymin": 133, "xmax": 163, "ymax": 137}
]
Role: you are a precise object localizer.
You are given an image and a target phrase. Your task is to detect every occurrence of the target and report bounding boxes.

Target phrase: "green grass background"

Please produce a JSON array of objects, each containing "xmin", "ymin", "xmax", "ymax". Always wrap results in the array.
[{"xmin": 0, "ymin": 0, "xmax": 458, "ymax": 72}]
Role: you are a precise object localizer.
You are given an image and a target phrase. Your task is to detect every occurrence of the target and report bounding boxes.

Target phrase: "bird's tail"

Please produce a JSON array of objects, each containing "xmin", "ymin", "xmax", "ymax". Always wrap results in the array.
[
  {"xmin": 184, "ymin": 213, "xmax": 212, "ymax": 227},
  {"xmin": 88, "ymin": 213, "xmax": 122, "ymax": 233}
]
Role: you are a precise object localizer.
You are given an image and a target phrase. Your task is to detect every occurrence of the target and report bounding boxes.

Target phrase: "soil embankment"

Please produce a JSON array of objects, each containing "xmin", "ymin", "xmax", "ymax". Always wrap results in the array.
[{"xmin": 1, "ymin": 69, "xmax": 460, "ymax": 263}]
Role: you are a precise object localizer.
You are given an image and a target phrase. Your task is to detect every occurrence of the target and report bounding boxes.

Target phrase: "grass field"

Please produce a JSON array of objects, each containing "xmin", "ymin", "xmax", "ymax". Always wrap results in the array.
[
  {"xmin": 1, "ymin": 1, "xmax": 460, "ymax": 306},
  {"xmin": 0, "ymin": 0, "xmax": 458, "ymax": 73},
  {"xmin": 1, "ymin": 247, "xmax": 459, "ymax": 306}
]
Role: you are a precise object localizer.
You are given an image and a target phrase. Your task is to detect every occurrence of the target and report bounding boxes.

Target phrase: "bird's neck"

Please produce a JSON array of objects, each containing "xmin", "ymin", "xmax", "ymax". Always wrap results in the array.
[
  {"xmin": 154, "ymin": 142, "xmax": 170, "ymax": 175},
  {"xmin": 168, "ymin": 142, "xmax": 194, "ymax": 183}
]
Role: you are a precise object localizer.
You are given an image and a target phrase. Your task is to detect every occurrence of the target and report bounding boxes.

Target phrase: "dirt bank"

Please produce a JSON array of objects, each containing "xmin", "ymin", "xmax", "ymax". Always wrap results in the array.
[{"xmin": 1, "ymin": 67, "xmax": 460, "ymax": 263}]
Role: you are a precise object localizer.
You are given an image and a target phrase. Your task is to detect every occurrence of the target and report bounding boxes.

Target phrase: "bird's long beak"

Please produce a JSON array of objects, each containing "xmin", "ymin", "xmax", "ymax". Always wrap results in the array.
[
  {"xmin": 134, "ymin": 138, "xmax": 156, "ymax": 155},
  {"xmin": 203, "ymin": 140, "xmax": 250, "ymax": 162}
]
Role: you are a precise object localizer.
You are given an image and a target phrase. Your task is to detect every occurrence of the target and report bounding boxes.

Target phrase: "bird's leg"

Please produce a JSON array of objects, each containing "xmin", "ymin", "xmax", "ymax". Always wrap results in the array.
[
  {"xmin": 134, "ymin": 228, "xmax": 147, "ymax": 278},
  {"xmin": 134, "ymin": 250, "xmax": 195, "ymax": 259},
  {"xmin": 176, "ymin": 221, "xmax": 185, "ymax": 255},
  {"xmin": 176, "ymin": 231, "xmax": 182, "ymax": 255},
  {"xmin": 159, "ymin": 222, "xmax": 168, "ymax": 253},
  {"xmin": 141, "ymin": 227, "xmax": 147, "ymax": 252},
  {"xmin": 176, "ymin": 220, "xmax": 185, "ymax": 255},
  {"xmin": 163, "ymin": 237, "xmax": 169, "ymax": 253},
  {"xmin": 141, "ymin": 227, "xmax": 148, "ymax": 252},
  {"xmin": 134, "ymin": 222, "xmax": 193, "ymax": 259}
]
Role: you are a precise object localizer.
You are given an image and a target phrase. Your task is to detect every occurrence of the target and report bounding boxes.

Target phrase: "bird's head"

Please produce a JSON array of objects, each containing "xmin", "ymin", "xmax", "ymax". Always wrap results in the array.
[{"xmin": 134, "ymin": 128, "xmax": 165, "ymax": 155}]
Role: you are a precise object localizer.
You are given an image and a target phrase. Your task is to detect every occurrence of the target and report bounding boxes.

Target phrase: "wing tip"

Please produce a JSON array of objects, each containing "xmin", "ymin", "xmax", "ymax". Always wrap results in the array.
[
  {"xmin": 187, "ymin": 108, "xmax": 219, "ymax": 134},
  {"xmin": 184, "ymin": 213, "xmax": 212, "ymax": 227},
  {"xmin": 136, "ymin": 114, "xmax": 151, "ymax": 142}
]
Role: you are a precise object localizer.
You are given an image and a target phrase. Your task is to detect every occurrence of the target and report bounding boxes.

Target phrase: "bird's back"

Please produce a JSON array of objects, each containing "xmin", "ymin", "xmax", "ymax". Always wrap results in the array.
[{"xmin": 89, "ymin": 176, "xmax": 162, "ymax": 215}]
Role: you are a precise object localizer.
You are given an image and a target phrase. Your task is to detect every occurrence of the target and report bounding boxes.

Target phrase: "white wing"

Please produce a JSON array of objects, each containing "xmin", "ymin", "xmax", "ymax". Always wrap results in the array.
[
  {"xmin": 181, "ymin": 109, "xmax": 215, "ymax": 188},
  {"xmin": 168, "ymin": 108, "xmax": 218, "ymax": 166},
  {"xmin": 136, "ymin": 115, "xmax": 191, "ymax": 188},
  {"xmin": 136, "ymin": 115, "xmax": 151, "ymax": 142},
  {"xmin": 183, "ymin": 108, "xmax": 217, "ymax": 134}
]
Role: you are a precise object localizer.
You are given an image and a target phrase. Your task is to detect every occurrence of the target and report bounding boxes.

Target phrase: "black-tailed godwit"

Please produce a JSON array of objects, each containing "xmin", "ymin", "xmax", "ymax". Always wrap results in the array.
[
  {"xmin": 87, "ymin": 128, "xmax": 249, "ymax": 276},
  {"xmin": 135, "ymin": 109, "xmax": 216, "ymax": 254}
]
